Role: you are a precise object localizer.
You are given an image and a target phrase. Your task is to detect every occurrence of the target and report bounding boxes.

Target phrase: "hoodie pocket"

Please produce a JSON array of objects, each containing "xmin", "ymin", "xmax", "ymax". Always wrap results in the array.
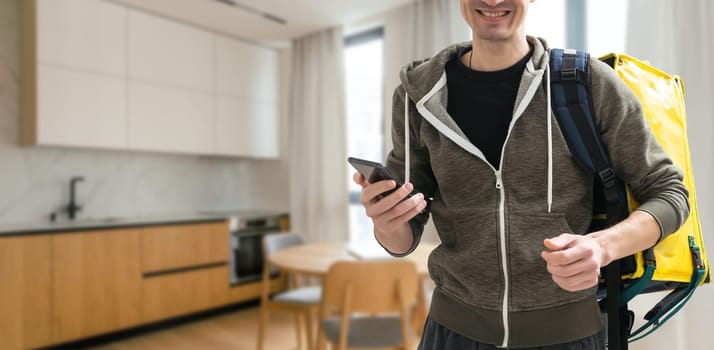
[
  {"xmin": 432, "ymin": 217, "xmax": 457, "ymax": 248},
  {"xmin": 506, "ymin": 211, "xmax": 593, "ymax": 311},
  {"xmin": 432, "ymin": 209, "xmax": 494, "ymax": 248},
  {"xmin": 429, "ymin": 209, "xmax": 503, "ymax": 306}
]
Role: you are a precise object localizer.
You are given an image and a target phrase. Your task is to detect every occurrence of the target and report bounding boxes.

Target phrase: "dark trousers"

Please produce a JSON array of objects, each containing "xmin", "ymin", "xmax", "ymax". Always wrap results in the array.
[{"xmin": 418, "ymin": 315, "xmax": 606, "ymax": 350}]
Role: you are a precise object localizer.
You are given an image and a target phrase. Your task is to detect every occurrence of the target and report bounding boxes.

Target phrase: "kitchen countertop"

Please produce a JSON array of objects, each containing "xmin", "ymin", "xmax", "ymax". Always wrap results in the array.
[{"xmin": 0, "ymin": 210, "xmax": 287, "ymax": 236}]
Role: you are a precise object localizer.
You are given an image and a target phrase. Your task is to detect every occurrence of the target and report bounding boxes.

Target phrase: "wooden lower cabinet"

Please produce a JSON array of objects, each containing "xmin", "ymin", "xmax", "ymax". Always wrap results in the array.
[
  {"xmin": 140, "ymin": 221, "xmax": 231, "ymax": 323},
  {"xmin": 0, "ymin": 235, "xmax": 53, "ymax": 350},
  {"xmin": 140, "ymin": 222, "xmax": 230, "ymax": 274},
  {"xmin": 51, "ymin": 229, "xmax": 142, "ymax": 344},
  {"xmin": 0, "ymin": 219, "xmax": 280, "ymax": 349},
  {"xmin": 142, "ymin": 265, "xmax": 229, "ymax": 323}
]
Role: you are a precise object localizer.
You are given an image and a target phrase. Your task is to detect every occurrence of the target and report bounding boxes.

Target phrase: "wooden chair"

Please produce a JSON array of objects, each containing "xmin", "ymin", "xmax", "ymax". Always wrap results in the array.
[
  {"xmin": 257, "ymin": 232, "xmax": 321, "ymax": 350},
  {"xmin": 316, "ymin": 260, "xmax": 420, "ymax": 350}
]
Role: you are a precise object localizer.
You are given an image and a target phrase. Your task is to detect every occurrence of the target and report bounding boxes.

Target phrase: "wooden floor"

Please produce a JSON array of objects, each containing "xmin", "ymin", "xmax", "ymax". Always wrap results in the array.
[
  {"xmin": 82, "ymin": 304, "xmax": 418, "ymax": 350},
  {"xmin": 83, "ymin": 305, "xmax": 300, "ymax": 350}
]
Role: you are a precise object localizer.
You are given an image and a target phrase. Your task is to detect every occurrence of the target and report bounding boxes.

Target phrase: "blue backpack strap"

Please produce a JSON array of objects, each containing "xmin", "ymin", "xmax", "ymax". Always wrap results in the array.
[
  {"xmin": 549, "ymin": 49, "xmax": 630, "ymax": 224},
  {"xmin": 550, "ymin": 50, "xmax": 608, "ymax": 178},
  {"xmin": 549, "ymin": 48, "xmax": 630, "ymax": 350}
]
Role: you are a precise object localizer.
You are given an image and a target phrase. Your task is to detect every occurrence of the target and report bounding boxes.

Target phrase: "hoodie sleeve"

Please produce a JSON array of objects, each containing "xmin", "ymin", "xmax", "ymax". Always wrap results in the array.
[
  {"xmin": 380, "ymin": 85, "xmax": 437, "ymax": 257},
  {"xmin": 589, "ymin": 58, "xmax": 690, "ymax": 242}
]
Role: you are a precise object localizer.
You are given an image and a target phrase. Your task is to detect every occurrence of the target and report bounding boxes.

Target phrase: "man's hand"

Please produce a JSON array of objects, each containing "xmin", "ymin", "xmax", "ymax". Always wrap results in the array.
[
  {"xmin": 541, "ymin": 233, "xmax": 605, "ymax": 292},
  {"xmin": 353, "ymin": 172, "xmax": 426, "ymax": 234}
]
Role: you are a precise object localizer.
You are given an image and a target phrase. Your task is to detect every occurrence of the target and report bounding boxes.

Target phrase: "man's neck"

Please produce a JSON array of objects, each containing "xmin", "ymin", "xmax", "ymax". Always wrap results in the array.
[{"xmin": 466, "ymin": 37, "xmax": 531, "ymax": 72}]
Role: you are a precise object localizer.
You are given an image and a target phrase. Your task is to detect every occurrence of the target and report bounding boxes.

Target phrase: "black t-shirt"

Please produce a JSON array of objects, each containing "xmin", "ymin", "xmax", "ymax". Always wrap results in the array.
[{"xmin": 445, "ymin": 48, "xmax": 533, "ymax": 169}]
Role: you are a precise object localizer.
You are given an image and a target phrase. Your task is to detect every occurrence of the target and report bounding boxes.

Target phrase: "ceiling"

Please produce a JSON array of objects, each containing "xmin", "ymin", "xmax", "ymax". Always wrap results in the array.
[{"xmin": 111, "ymin": 0, "xmax": 414, "ymax": 47}]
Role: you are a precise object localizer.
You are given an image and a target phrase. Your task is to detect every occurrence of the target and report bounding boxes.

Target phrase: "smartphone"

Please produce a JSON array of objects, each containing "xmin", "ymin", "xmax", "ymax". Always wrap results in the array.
[{"xmin": 348, "ymin": 157, "xmax": 408, "ymax": 200}]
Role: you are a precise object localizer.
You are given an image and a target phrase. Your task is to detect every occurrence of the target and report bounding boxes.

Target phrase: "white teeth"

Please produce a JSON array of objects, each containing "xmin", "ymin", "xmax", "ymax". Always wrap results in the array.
[{"xmin": 479, "ymin": 10, "xmax": 507, "ymax": 17}]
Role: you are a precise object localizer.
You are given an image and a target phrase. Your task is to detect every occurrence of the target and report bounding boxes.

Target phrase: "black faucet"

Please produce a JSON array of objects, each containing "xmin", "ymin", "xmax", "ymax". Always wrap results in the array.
[{"xmin": 67, "ymin": 176, "xmax": 84, "ymax": 220}]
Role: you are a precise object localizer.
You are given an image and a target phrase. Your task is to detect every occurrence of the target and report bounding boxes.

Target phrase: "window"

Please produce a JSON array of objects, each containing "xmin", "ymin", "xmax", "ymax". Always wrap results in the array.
[
  {"xmin": 526, "ymin": 0, "xmax": 627, "ymax": 55},
  {"xmin": 586, "ymin": 0, "xmax": 627, "ymax": 56},
  {"xmin": 526, "ymin": 0, "xmax": 567, "ymax": 48},
  {"xmin": 344, "ymin": 28, "xmax": 384, "ymax": 243}
]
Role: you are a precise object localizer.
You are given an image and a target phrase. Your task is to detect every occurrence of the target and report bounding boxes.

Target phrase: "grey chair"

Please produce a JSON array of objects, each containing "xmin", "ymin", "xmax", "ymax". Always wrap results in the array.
[{"xmin": 257, "ymin": 232, "xmax": 321, "ymax": 350}]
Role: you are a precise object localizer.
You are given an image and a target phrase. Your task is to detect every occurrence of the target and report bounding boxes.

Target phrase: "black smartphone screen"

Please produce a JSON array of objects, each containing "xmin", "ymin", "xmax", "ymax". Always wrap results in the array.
[
  {"xmin": 348, "ymin": 157, "xmax": 408, "ymax": 200},
  {"xmin": 348, "ymin": 157, "xmax": 401, "ymax": 184}
]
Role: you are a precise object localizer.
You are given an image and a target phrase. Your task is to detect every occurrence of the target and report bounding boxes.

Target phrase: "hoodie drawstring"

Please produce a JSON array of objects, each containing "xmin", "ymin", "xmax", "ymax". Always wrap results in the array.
[
  {"xmin": 404, "ymin": 92, "xmax": 410, "ymax": 184},
  {"xmin": 545, "ymin": 60, "xmax": 553, "ymax": 213}
]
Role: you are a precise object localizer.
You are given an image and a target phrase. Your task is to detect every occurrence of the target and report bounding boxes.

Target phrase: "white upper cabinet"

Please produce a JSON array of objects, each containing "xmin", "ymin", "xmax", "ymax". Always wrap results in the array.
[
  {"xmin": 215, "ymin": 36, "xmax": 278, "ymax": 102},
  {"xmin": 37, "ymin": 65, "xmax": 127, "ymax": 148},
  {"xmin": 126, "ymin": 9, "xmax": 215, "ymax": 154},
  {"xmin": 215, "ymin": 96, "xmax": 279, "ymax": 158},
  {"xmin": 37, "ymin": 0, "xmax": 126, "ymax": 76},
  {"xmin": 214, "ymin": 36, "xmax": 280, "ymax": 157},
  {"xmin": 32, "ymin": 0, "xmax": 127, "ymax": 149},
  {"xmin": 128, "ymin": 10, "xmax": 214, "ymax": 92},
  {"xmin": 128, "ymin": 81, "xmax": 213, "ymax": 154}
]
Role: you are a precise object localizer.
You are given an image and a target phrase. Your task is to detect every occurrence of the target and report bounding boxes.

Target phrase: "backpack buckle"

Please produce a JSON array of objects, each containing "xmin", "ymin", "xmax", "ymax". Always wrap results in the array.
[
  {"xmin": 561, "ymin": 68, "xmax": 577, "ymax": 81},
  {"xmin": 598, "ymin": 168, "xmax": 616, "ymax": 187}
]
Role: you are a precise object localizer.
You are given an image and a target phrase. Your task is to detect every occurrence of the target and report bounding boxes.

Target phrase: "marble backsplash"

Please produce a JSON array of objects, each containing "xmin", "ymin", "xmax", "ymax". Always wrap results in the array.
[{"xmin": 0, "ymin": 0, "xmax": 289, "ymax": 225}]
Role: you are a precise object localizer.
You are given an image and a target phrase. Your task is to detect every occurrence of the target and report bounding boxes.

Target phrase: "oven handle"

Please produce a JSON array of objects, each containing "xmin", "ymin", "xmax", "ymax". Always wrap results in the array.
[{"xmin": 234, "ymin": 229, "xmax": 281, "ymax": 238}]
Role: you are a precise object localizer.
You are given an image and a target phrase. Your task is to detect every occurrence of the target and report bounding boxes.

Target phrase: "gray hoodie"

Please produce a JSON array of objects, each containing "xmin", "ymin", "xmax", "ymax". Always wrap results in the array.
[{"xmin": 384, "ymin": 36, "xmax": 689, "ymax": 347}]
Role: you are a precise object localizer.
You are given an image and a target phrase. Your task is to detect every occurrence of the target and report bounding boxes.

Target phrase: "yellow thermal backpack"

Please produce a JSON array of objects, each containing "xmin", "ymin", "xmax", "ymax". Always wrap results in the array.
[{"xmin": 549, "ymin": 49, "xmax": 710, "ymax": 348}]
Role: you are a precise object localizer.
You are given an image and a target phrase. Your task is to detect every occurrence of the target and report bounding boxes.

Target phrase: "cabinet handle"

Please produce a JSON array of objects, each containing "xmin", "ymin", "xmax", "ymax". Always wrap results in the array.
[{"xmin": 143, "ymin": 261, "xmax": 227, "ymax": 278}]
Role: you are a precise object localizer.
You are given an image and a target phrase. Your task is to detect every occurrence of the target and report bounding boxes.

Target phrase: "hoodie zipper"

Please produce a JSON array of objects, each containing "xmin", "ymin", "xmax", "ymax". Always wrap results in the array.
[
  {"xmin": 495, "ymin": 169, "xmax": 509, "ymax": 348},
  {"xmin": 487, "ymin": 61, "xmax": 547, "ymax": 348}
]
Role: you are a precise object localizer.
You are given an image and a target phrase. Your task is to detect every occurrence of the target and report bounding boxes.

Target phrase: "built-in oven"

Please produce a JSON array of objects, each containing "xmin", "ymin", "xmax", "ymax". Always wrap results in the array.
[{"xmin": 228, "ymin": 214, "xmax": 283, "ymax": 285}]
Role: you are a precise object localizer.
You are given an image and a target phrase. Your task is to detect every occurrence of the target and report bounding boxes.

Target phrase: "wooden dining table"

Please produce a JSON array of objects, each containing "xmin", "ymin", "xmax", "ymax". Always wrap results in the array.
[
  {"xmin": 268, "ymin": 240, "xmax": 437, "ymax": 341},
  {"xmin": 268, "ymin": 241, "xmax": 435, "ymax": 277}
]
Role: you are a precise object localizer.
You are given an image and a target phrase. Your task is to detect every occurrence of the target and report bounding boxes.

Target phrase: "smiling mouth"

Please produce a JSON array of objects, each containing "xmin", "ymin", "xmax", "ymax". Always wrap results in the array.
[{"xmin": 477, "ymin": 10, "xmax": 510, "ymax": 17}]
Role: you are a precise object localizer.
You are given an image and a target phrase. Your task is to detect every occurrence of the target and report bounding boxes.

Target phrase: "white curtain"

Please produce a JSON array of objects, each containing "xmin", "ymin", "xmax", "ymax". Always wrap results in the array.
[
  {"xmin": 625, "ymin": 1, "xmax": 714, "ymax": 349},
  {"xmin": 288, "ymin": 27, "xmax": 350, "ymax": 243}
]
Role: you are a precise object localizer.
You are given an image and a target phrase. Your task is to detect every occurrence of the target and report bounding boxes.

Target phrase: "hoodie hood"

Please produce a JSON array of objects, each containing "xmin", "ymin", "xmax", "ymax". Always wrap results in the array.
[
  {"xmin": 399, "ymin": 36, "xmax": 551, "ymax": 103},
  {"xmin": 396, "ymin": 36, "xmax": 552, "ymax": 193}
]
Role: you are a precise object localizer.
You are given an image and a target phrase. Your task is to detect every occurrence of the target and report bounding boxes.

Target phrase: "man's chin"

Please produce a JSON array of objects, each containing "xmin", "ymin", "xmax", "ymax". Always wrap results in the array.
[{"xmin": 475, "ymin": 33, "xmax": 512, "ymax": 42}]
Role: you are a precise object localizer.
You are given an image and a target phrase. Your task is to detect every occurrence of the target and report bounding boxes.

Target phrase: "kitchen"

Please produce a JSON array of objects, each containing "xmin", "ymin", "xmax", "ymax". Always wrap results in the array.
[
  {"xmin": 1, "ymin": 0, "xmax": 422, "ymax": 348},
  {"xmin": 1, "ymin": 0, "xmax": 714, "ymax": 349}
]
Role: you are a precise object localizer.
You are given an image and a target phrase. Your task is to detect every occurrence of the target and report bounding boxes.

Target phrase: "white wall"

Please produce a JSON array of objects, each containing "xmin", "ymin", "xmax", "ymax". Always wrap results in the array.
[{"xmin": 0, "ymin": 0, "xmax": 290, "ymax": 225}]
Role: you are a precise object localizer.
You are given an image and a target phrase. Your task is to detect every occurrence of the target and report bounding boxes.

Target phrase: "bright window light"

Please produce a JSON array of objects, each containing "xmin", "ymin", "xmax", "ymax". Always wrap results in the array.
[
  {"xmin": 526, "ymin": 0, "xmax": 566, "ymax": 49},
  {"xmin": 586, "ymin": 0, "xmax": 627, "ymax": 56},
  {"xmin": 344, "ymin": 28, "xmax": 384, "ymax": 242}
]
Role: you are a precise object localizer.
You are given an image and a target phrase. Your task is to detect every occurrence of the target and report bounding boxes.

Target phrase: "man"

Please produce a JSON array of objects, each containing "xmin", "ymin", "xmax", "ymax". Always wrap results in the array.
[{"xmin": 353, "ymin": 0, "xmax": 690, "ymax": 349}]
